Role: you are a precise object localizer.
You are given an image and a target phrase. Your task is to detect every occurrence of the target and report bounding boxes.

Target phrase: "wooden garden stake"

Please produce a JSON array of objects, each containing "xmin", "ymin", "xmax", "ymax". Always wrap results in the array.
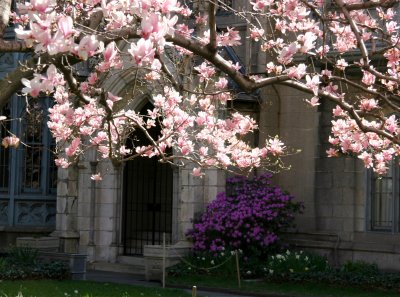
[
  {"xmin": 162, "ymin": 232, "xmax": 166, "ymax": 288},
  {"xmin": 235, "ymin": 250, "xmax": 241, "ymax": 289},
  {"xmin": 192, "ymin": 286, "xmax": 197, "ymax": 297}
]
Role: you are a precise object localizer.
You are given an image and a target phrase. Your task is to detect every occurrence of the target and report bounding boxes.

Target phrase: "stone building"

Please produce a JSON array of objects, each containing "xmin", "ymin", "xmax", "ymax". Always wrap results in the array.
[{"xmin": 1, "ymin": 0, "xmax": 400, "ymax": 273}]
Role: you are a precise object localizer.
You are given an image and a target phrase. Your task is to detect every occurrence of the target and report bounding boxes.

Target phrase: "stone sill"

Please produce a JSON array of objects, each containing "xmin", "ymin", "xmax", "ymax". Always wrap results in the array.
[{"xmin": 0, "ymin": 226, "xmax": 54, "ymax": 233}]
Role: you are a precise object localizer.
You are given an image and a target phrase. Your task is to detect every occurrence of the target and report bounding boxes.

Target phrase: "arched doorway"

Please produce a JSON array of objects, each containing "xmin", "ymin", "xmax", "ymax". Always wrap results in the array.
[{"xmin": 122, "ymin": 102, "xmax": 173, "ymax": 255}]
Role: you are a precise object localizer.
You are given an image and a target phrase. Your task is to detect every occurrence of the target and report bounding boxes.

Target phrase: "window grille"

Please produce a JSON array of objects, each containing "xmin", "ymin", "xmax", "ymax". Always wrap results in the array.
[
  {"xmin": 370, "ymin": 164, "xmax": 395, "ymax": 231},
  {"xmin": 22, "ymin": 102, "xmax": 44, "ymax": 191}
]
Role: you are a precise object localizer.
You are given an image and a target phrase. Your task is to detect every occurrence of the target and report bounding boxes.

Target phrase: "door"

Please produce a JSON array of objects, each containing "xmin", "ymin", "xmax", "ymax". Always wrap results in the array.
[{"xmin": 122, "ymin": 102, "xmax": 173, "ymax": 255}]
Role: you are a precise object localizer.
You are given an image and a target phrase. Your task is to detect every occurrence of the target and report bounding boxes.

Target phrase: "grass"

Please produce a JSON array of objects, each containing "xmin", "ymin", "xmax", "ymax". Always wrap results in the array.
[
  {"xmin": 0, "ymin": 280, "xmax": 192, "ymax": 297},
  {"xmin": 167, "ymin": 274, "xmax": 400, "ymax": 297}
]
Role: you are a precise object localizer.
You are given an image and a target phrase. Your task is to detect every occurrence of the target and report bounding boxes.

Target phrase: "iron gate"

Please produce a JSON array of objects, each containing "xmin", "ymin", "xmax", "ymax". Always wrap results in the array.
[{"xmin": 122, "ymin": 103, "xmax": 173, "ymax": 255}]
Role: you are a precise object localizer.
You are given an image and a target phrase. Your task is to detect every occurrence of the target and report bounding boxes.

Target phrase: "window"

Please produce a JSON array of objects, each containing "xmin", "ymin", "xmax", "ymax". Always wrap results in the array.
[
  {"xmin": 0, "ymin": 95, "xmax": 57, "ymax": 226},
  {"xmin": 368, "ymin": 162, "xmax": 399, "ymax": 232}
]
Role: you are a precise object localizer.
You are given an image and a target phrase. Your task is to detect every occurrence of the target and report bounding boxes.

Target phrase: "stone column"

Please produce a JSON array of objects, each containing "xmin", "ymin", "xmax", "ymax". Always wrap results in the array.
[
  {"xmin": 110, "ymin": 163, "xmax": 123, "ymax": 262},
  {"xmin": 51, "ymin": 165, "xmax": 80, "ymax": 253}
]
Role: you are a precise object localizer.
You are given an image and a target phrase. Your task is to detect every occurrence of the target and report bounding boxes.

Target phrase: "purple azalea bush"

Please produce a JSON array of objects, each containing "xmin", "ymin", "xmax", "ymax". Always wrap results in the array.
[{"xmin": 187, "ymin": 173, "xmax": 303, "ymax": 258}]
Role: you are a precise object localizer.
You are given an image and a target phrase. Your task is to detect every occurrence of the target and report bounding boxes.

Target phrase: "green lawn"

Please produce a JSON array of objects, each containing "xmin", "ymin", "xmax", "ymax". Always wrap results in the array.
[
  {"xmin": 0, "ymin": 280, "xmax": 192, "ymax": 297},
  {"xmin": 167, "ymin": 274, "xmax": 400, "ymax": 297}
]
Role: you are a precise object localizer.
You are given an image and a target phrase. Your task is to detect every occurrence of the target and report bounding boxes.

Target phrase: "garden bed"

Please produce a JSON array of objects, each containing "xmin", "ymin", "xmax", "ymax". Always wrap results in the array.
[{"xmin": 0, "ymin": 247, "xmax": 68, "ymax": 280}]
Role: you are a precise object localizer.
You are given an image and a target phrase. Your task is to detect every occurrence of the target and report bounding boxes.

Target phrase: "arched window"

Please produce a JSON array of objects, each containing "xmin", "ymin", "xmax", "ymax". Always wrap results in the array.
[{"xmin": 0, "ymin": 96, "xmax": 57, "ymax": 227}]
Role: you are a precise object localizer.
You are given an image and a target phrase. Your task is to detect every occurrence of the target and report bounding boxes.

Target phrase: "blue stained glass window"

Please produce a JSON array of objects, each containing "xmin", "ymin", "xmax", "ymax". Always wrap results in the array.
[{"xmin": 0, "ymin": 96, "xmax": 57, "ymax": 226}]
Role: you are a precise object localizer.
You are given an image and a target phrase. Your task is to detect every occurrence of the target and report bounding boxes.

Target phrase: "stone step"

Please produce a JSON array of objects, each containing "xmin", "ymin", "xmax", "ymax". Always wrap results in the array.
[
  {"xmin": 118, "ymin": 255, "xmax": 146, "ymax": 266},
  {"xmin": 88, "ymin": 261, "xmax": 145, "ymax": 275}
]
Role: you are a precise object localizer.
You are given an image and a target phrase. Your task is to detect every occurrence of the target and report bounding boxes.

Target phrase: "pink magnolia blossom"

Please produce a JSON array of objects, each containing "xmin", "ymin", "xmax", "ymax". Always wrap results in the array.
[
  {"xmin": 359, "ymin": 99, "xmax": 378, "ymax": 111},
  {"xmin": 21, "ymin": 76, "xmax": 42, "ymax": 97},
  {"xmin": 195, "ymin": 13, "xmax": 208, "ymax": 25},
  {"xmin": 361, "ymin": 70, "xmax": 376, "ymax": 86},
  {"xmin": 128, "ymin": 38, "xmax": 155, "ymax": 66},
  {"xmin": 58, "ymin": 16, "xmax": 74, "ymax": 38},
  {"xmin": 305, "ymin": 96, "xmax": 320, "ymax": 107},
  {"xmin": 278, "ymin": 42, "xmax": 297, "ymax": 65},
  {"xmin": 75, "ymin": 35, "xmax": 101, "ymax": 60},
  {"xmin": 194, "ymin": 63, "xmax": 216, "ymax": 82},
  {"xmin": 286, "ymin": 64, "xmax": 307, "ymax": 80},
  {"xmin": 55, "ymin": 158, "xmax": 70, "ymax": 169},
  {"xmin": 305, "ymin": 75, "xmax": 320, "ymax": 96},
  {"xmin": 1, "ymin": 136, "xmax": 20, "ymax": 148},
  {"xmin": 250, "ymin": 28, "xmax": 264, "ymax": 41},
  {"xmin": 336, "ymin": 59, "xmax": 348, "ymax": 71},
  {"xmin": 65, "ymin": 138, "xmax": 81, "ymax": 157},
  {"xmin": 91, "ymin": 173, "xmax": 103, "ymax": 181}
]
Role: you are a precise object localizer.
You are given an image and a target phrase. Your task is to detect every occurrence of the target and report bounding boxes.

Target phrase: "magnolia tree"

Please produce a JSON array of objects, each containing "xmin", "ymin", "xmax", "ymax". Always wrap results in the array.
[{"xmin": 0, "ymin": 0, "xmax": 399, "ymax": 179}]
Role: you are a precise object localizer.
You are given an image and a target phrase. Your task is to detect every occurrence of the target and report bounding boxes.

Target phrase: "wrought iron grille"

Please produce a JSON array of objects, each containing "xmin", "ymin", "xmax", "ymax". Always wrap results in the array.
[{"xmin": 122, "ymin": 102, "xmax": 173, "ymax": 255}]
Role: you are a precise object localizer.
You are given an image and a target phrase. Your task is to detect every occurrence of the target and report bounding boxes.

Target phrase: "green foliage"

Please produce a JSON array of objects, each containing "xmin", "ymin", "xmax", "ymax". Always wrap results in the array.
[
  {"xmin": 341, "ymin": 260, "xmax": 379, "ymax": 275},
  {"xmin": 0, "ymin": 247, "xmax": 68, "ymax": 280},
  {"xmin": 0, "ymin": 257, "xmax": 7, "ymax": 270},
  {"xmin": 265, "ymin": 250, "xmax": 330, "ymax": 278},
  {"xmin": 7, "ymin": 246, "xmax": 38, "ymax": 267},
  {"xmin": 265, "ymin": 255, "xmax": 400, "ymax": 290}
]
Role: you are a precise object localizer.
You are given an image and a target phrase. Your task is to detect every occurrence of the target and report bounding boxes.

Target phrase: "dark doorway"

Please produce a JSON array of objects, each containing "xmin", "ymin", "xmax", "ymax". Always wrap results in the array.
[{"xmin": 122, "ymin": 102, "xmax": 173, "ymax": 255}]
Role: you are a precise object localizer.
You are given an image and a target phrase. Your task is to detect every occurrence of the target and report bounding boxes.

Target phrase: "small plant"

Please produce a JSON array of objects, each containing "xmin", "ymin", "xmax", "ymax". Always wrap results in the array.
[
  {"xmin": 186, "ymin": 174, "xmax": 303, "ymax": 259},
  {"xmin": 7, "ymin": 246, "xmax": 38, "ymax": 267},
  {"xmin": 341, "ymin": 260, "xmax": 379, "ymax": 276},
  {"xmin": 265, "ymin": 250, "xmax": 330, "ymax": 278}
]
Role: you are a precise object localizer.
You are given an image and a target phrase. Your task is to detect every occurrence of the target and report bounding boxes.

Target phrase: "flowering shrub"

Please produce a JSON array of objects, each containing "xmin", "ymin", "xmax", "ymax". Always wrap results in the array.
[{"xmin": 186, "ymin": 174, "xmax": 303, "ymax": 258}]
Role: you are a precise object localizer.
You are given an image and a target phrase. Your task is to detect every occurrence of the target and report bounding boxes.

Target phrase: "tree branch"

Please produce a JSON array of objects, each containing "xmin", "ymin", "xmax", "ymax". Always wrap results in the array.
[
  {"xmin": 207, "ymin": 0, "xmax": 217, "ymax": 53},
  {"xmin": 343, "ymin": 0, "xmax": 399, "ymax": 11},
  {"xmin": 0, "ymin": 39, "xmax": 31, "ymax": 52},
  {"xmin": 55, "ymin": 60, "xmax": 90, "ymax": 104}
]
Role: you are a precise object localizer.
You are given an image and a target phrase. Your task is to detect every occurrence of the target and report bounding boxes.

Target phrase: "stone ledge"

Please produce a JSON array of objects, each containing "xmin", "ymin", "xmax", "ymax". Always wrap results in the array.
[
  {"xmin": 0, "ymin": 226, "xmax": 54, "ymax": 233},
  {"xmin": 16, "ymin": 236, "xmax": 59, "ymax": 252}
]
